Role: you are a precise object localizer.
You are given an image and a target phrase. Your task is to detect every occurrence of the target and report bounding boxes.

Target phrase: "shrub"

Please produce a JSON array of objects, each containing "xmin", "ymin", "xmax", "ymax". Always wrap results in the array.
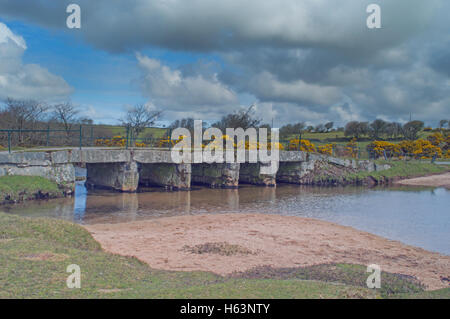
[
  {"xmin": 367, "ymin": 141, "xmax": 402, "ymax": 158},
  {"xmin": 345, "ymin": 138, "xmax": 358, "ymax": 158},
  {"xmin": 94, "ymin": 136, "xmax": 126, "ymax": 147},
  {"xmin": 267, "ymin": 142, "xmax": 284, "ymax": 150},
  {"xmin": 317, "ymin": 144, "xmax": 333, "ymax": 155},
  {"xmin": 427, "ymin": 132, "xmax": 444, "ymax": 146},
  {"xmin": 399, "ymin": 139, "xmax": 442, "ymax": 159},
  {"xmin": 134, "ymin": 142, "xmax": 146, "ymax": 147},
  {"xmin": 411, "ymin": 139, "xmax": 442, "ymax": 159},
  {"xmin": 288, "ymin": 139, "xmax": 316, "ymax": 152}
]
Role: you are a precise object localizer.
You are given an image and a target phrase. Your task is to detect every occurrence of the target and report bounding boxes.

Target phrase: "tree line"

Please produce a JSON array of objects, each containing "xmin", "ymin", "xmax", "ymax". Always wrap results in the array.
[
  {"xmin": 2, "ymin": 97, "xmax": 449, "ymax": 148},
  {"xmin": 0, "ymin": 98, "xmax": 161, "ymax": 147},
  {"xmin": 277, "ymin": 119, "xmax": 449, "ymax": 141}
]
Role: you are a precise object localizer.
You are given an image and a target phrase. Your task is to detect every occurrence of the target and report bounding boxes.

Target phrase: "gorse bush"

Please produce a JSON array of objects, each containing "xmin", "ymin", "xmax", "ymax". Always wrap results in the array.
[
  {"xmin": 317, "ymin": 144, "xmax": 333, "ymax": 155},
  {"xmin": 288, "ymin": 139, "xmax": 316, "ymax": 152},
  {"xmin": 95, "ymin": 135, "xmax": 126, "ymax": 147},
  {"xmin": 367, "ymin": 137, "xmax": 448, "ymax": 159},
  {"xmin": 427, "ymin": 132, "xmax": 444, "ymax": 146},
  {"xmin": 367, "ymin": 141, "xmax": 402, "ymax": 158},
  {"xmin": 345, "ymin": 138, "xmax": 358, "ymax": 158}
]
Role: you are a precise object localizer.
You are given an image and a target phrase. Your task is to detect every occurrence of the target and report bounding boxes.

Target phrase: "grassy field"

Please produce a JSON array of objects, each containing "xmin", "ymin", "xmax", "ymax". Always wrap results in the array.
[
  {"xmin": 0, "ymin": 176, "xmax": 65, "ymax": 203},
  {"xmin": 1, "ymin": 212, "xmax": 448, "ymax": 299},
  {"xmin": 343, "ymin": 160, "xmax": 450, "ymax": 183},
  {"xmin": 288, "ymin": 130, "xmax": 434, "ymax": 141},
  {"xmin": 95, "ymin": 125, "xmax": 169, "ymax": 139}
]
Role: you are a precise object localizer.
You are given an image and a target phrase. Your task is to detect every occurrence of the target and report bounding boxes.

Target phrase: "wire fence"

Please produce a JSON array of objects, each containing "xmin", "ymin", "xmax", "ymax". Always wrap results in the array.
[{"xmin": 0, "ymin": 125, "xmax": 173, "ymax": 153}]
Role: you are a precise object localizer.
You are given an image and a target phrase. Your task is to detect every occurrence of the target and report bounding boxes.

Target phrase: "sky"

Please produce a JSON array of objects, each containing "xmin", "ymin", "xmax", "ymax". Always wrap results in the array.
[{"xmin": 0, "ymin": 0, "xmax": 449, "ymax": 128}]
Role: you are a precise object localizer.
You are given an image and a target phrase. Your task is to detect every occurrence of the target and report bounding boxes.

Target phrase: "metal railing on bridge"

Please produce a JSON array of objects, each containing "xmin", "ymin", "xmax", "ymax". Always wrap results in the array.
[
  {"xmin": 0, "ymin": 125, "xmax": 173, "ymax": 153},
  {"xmin": 0, "ymin": 127, "xmax": 442, "ymax": 164}
]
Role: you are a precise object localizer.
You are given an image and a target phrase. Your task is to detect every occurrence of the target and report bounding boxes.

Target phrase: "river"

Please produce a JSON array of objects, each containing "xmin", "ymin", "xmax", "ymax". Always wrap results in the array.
[{"xmin": 2, "ymin": 173, "xmax": 449, "ymax": 255}]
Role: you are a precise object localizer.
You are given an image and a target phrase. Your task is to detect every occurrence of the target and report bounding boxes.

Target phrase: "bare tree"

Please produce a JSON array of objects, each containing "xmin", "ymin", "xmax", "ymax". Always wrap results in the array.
[
  {"xmin": 169, "ymin": 117, "xmax": 209, "ymax": 136},
  {"xmin": 170, "ymin": 117, "xmax": 195, "ymax": 132},
  {"xmin": 314, "ymin": 123, "xmax": 326, "ymax": 133},
  {"xmin": 385, "ymin": 122, "xmax": 403, "ymax": 139},
  {"xmin": 369, "ymin": 119, "xmax": 387, "ymax": 139},
  {"xmin": 121, "ymin": 104, "xmax": 162, "ymax": 139},
  {"xmin": 279, "ymin": 122, "xmax": 305, "ymax": 137},
  {"xmin": 2, "ymin": 98, "xmax": 48, "ymax": 144},
  {"xmin": 344, "ymin": 121, "xmax": 369, "ymax": 139},
  {"xmin": 212, "ymin": 105, "xmax": 262, "ymax": 131},
  {"xmin": 53, "ymin": 102, "xmax": 79, "ymax": 142},
  {"xmin": 402, "ymin": 121, "xmax": 424, "ymax": 140}
]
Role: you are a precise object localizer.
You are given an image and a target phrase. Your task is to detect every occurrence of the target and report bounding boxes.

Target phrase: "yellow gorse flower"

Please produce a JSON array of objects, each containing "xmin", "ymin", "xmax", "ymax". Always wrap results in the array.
[
  {"xmin": 288, "ymin": 139, "xmax": 316, "ymax": 152},
  {"xmin": 317, "ymin": 144, "xmax": 333, "ymax": 155}
]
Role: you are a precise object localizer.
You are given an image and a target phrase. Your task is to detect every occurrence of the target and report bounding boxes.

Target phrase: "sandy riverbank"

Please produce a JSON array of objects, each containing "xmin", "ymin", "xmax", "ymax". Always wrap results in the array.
[
  {"xmin": 85, "ymin": 213, "xmax": 450, "ymax": 290},
  {"xmin": 397, "ymin": 172, "xmax": 450, "ymax": 189}
]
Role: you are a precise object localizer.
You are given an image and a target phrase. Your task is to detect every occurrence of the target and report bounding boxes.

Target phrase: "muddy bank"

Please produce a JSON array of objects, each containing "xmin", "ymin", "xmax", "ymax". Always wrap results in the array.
[
  {"xmin": 85, "ymin": 213, "xmax": 450, "ymax": 290},
  {"xmin": 396, "ymin": 173, "xmax": 450, "ymax": 189},
  {"xmin": 0, "ymin": 190, "xmax": 72, "ymax": 205}
]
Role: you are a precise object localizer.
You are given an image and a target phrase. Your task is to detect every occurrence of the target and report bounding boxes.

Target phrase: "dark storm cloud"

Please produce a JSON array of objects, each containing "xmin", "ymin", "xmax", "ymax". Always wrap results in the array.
[
  {"xmin": 0, "ymin": 0, "xmax": 438, "ymax": 53},
  {"xmin": 429, "ymin": 41, "xmax": 450, "ymax": 78}
]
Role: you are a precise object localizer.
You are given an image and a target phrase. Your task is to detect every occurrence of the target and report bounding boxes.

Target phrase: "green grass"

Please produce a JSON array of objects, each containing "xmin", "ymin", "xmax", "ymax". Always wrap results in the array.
[
  {"xmin": 230, "ymin": 264, "xmax": 426, "ymax": 298},
  {"xmin": 283, "ymin": 130, "xmax": 435, "ymax": 142},
  {"xmin": 0, "ymin": 176, "xmax": 64, "ymax": 203},
  {"xmin": 96, "ymin": 125, "xmax": 169, "ymax": 139},
  {"xmin": 1, "ymin": 212, "xmax": 448, "ymax": 299},
  {"xmin": 389, "ymin": 288, "xmax": 450, "ymax": 299},
  {"xmin": 344, "ymin": 160, "xmax": 450, "ymax": 183}
]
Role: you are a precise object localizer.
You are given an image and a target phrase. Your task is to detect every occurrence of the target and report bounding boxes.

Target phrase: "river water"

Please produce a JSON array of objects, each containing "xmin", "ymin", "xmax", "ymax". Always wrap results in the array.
[{"xmin": 2, "ymin": 174, "xmax": 449, "ymax": 255}]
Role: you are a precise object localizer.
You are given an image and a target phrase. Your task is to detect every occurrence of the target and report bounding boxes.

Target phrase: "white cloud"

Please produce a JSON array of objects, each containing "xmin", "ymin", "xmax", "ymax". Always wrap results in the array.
[
  {"xmin": 330, "ymin": 103, "xmax": 363, "ymax": 124},
  {"xmin": 136, "ymin": 53, "xmax": 237, "ymax": 111},
  {"xmin": 0, "ymin": 22, "xmax": 72, "ymax": 101},
  {"xmin": 0, "ymin": 22, "xmax": 26, "ymax": 49}
]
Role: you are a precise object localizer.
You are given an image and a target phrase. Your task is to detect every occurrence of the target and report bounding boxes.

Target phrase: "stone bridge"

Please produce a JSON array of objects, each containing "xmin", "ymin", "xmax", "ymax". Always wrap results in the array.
[{"xmin": 0, "ymin": 149, "xmax": 389, "ymax": 192}]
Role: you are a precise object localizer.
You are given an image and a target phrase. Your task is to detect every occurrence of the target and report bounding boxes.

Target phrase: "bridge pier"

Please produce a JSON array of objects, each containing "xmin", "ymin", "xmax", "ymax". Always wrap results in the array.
[
  {"xmin": 192, "ymin": 163, "xmax": 240, "ymax": 188},
  {"xmin": 276, "ymin": 161, "xmax": 316, "ymax": 184},
  {"xmin": 0, "ymin": 149, "xmax": 389, "ymax": 191},
  {"xmin": 139, "ymin": 163, "xmax": 191, "ymax": 190},
  {"xmin": 86, "ymin": 161, "xmax": 139, "ymax": 192},
  {"xmin": 239, "ymin": 163, "xmax": 277, "ymax": 187}
]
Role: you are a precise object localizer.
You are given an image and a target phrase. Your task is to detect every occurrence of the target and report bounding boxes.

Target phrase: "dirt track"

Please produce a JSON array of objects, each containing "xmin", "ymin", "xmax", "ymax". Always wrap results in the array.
[
  {"xmin": 397, "ymin": 172, "xmax": 450, "ymax": 189},
  {"xmin": 85, "ymin": 213, "xmax": 450, "ymax": 290}
]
